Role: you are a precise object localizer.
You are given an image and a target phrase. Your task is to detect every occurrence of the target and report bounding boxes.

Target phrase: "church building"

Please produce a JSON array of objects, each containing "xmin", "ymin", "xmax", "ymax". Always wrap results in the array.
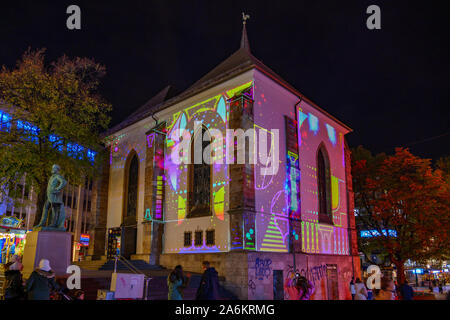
[{"xmin": 92, "ymin": 22, "xmax": 361, "ymax": 300}]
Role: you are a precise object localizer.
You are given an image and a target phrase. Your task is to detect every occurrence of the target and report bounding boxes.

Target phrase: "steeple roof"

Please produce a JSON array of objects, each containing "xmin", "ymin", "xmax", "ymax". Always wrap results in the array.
[{"xmin": 240, "ymin": 22, "xmax": 250, "ymax": 52}]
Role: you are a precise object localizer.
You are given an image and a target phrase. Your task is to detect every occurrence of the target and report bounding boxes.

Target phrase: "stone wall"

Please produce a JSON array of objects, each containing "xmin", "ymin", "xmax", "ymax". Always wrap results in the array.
[
  {"xmin": 160, "ymin": 252, "xmax": 249, "ymax": 299},
  {"xmin": 160, "ymin": 251, "xmax": 357, "ymax": 300},
  {"xmin": 246, "ymin": 252, "xmax": 355, "ymax": 300}
]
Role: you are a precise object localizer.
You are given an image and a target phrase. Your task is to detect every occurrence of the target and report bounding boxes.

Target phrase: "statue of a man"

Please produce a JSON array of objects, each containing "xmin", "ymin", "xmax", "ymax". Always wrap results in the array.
[{"xmin": 35, "ymin": 164, "xmax": 67, "ymax": 231}]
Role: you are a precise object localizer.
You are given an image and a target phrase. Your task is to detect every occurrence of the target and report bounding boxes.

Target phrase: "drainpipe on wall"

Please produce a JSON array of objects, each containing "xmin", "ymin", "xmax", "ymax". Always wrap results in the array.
[
  {"xmin": 151, "ymin": 112, "xmax": 159, "ymax": 127},
  {"xmin": 291, "ymin": 97, "xmax": 303, "ymax": 274}
]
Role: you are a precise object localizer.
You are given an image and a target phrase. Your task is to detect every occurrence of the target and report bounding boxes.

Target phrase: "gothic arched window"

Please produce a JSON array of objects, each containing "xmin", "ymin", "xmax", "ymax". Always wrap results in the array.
[
  {"xmin": 188, "ymin": 127, "xmax": 211, "ymax": 218},
  {"xmin": 125, "ymin": 152, "xmax": 139, "ymax": 219},
  {"xmin": 317, "ymin": 144, "xmax": 332, "ymax": 224}
]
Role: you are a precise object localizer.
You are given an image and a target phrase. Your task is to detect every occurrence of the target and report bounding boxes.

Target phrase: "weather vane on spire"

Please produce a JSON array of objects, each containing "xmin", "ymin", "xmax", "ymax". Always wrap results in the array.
[{"xmin": 242, "ymin": 12, "xmax": 250, "ymax": 25}]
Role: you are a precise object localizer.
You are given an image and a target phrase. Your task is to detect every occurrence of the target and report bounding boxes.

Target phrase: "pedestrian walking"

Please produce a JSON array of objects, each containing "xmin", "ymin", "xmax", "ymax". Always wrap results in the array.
[
  {"xmin": 4, "ymin": 259, "xmax": 25, "ymax": 300},
  {"xmin": 196, "ymin": 261, "xmax": 220, "ymax": 300},
  {"xmin": 350, "ymin": 277, "xmax": 356, "ymax": 300},
  {"xmin": 354, "ymin": 278, "xmax": 368, "ymax": 300},
  {"xmin": 168, "ymin": 265, "xmax": 190, "ymax": 300},
  {"xmin": 25, "ymin": 259, "xmax": 59, "ymax": 300},
  {"xmin": 438, "ymin": 281, "xmax": 443, "ymax": 294}
]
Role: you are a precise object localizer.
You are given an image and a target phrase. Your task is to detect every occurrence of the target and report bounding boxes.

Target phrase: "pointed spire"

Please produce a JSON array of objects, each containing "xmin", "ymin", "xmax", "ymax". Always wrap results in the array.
[{"xmin": 240, "ymin": 12, "xmax": 251, "ymax": 52}]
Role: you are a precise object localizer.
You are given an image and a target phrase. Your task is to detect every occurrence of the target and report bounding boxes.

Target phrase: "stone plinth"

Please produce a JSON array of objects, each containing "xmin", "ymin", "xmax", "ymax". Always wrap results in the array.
[{"xmin": 22, "ymin": 231, "xmax": 72, "ymax": 278}]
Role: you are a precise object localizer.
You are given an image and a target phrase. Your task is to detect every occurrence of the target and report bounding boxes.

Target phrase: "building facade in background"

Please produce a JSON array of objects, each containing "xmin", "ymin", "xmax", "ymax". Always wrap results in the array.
[{"xmin": 0, "ymin": 109, "xmax": 98, "ymax": 262}]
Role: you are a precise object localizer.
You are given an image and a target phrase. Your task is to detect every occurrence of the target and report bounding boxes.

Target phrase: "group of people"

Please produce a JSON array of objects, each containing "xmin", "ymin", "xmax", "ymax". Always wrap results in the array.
[
  {"xmin": 350, "ymin": 277, "xmax": 415, "ymax": 300},
  {"xmin": 2, "ymin": 255, "xmax": 84, "ymax": 300},
  {"xmin": 428, "ymin": 278, "xmax": 446, "ymax": 294},
  {"xmin": 167, "ymin": 261, "xmax": 221, "ymax": 300}
]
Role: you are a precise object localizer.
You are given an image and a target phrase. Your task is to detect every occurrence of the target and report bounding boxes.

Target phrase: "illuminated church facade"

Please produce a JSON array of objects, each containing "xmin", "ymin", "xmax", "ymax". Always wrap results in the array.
[{"xmin": 94, "ymin": 25, "xmax": 361, "ymax": 299}]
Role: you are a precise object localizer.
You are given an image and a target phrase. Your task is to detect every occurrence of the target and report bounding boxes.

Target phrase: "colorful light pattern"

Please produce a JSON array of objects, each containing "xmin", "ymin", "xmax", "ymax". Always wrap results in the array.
[
  {"xmin": 260, "ymin": 214, "xmax": 288, "ymax": 252},
  {"xmin": 308, "ymin": 113, "xmax": 319, "ymax": 134},
  {"xmin": 326, "ymin": 123, "xmax": 336, "ymax": 145}
]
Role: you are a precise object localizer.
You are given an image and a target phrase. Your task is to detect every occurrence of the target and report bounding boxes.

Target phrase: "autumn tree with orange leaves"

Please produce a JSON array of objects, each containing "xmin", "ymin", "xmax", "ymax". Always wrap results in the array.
[{"xmin": 352, "ymin": 147, "xmax": 450, "ymax": 284}]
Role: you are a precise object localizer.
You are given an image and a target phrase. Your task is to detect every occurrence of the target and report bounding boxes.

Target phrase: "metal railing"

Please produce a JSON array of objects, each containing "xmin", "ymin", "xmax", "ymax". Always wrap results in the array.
[{"xmin": 113, "ymin": 255, "xmax": 151, "ymax": 300}]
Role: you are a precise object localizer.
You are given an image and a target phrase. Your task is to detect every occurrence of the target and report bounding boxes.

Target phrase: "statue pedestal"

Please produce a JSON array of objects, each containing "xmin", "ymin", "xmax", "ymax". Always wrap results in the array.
[{"xmin": 22, "ymin": 231, "xmax": 72, "ymax": 279}]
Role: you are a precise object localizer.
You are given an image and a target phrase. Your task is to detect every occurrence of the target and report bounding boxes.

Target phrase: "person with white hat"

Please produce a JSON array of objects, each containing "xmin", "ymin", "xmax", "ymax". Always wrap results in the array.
[{"xmin": 25, "ymin": 258, "xmax": 59, "ymax": 300}]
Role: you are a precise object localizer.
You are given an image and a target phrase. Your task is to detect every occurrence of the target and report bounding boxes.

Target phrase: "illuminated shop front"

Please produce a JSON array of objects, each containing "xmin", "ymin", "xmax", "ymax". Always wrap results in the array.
[{"xmin": 0, "ymin": 216, "xmax": 28, "ymax": 264}]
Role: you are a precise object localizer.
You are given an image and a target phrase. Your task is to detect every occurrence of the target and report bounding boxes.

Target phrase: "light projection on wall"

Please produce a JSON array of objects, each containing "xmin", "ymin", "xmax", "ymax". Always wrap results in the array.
[
  {"xmin": 308, "ymin": 113, "xmax": 319, "ymax": 135},
  {"xmin": 298, "ymin": 110, "xmax": 308, "ymax": 147},
  {"xmin": 260, "ymin": 214, "xmax": 288, "ymax": 252},
  {"xmin": 160, "ymin": 81, "xmax": 253, "ymax": 254},
  {"xmin": 295, "ymin": 104, "xmax": 350, "ymax": 255},
  {"xmin": 213, "ymin": 187, "xmax": 225, "ymax": 221},
  {"xmin": 254, "ymin": 124, "xmax": 276, "ymax": 191},
  {"xmin": 154, "ymin": 175, "xmax": 163, "ymax": 220},
  {"xmin": 146, "ymin": 132, "xmax": 155, "ymax": 148},
  {"xmin": 245, "ymin": 227, "xmax": 255, "ymax": 250},
  {"xmin": 286, "ymin": 151, "xmax": 301, "ymax": 217},
  {"xmin": 325, "ymin": 123, "xmax": 336, "ymax": 146}
]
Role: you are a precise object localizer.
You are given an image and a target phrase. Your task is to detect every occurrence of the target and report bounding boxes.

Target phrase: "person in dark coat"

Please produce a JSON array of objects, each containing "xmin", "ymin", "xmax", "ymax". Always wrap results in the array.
[
  {"xmin": 399, "ymin": 282, "xmax": 414, "ymax": 300},
  {"xmin": 25, "ymin": 259, "xmax": 59, "ymax": 300},
  {"xmin": 168, "ymin": 265, "xmax": 190, "ymax": 300},
  {"xmin": 196, "ymin": 261, "xmax": 220, "ymax": 300},
  {"xmin": 4, "ymin": 261, "xmax": 25, "ymax": 300}
]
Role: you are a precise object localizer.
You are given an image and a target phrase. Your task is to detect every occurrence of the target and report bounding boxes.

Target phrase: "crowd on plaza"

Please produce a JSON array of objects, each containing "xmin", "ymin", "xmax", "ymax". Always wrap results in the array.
[
  {"xmin": 349, "ymin": 276, "xmax": 449, "ymax": 300},
  {"xmin": 2, "ymin": 255, "xmax": 448, "ymax": 300},
  {"xmin": 2, "ymin": 255, "xmax": 84, "ymax": 300}
]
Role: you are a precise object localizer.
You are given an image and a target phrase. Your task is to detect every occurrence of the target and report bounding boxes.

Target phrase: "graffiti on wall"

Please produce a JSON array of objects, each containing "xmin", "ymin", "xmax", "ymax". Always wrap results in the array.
[
  {"xmin": 250, "ymin": 258, "xmax": 273, "ymax": 281},
  {"xmin": 285, "ymin": 263, "xmax": 328, "ymax": 284},
  {"xmin": 300, "ymin": 264, "xmax": 327, "ymax": 284},
  {"xmin": 248, "ymin": 279, "xmax": 256, "ymax": 296}
]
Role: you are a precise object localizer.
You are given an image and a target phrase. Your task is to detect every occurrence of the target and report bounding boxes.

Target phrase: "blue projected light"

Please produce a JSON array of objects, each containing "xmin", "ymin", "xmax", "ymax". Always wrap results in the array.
[
  {"xmin": 308, "ymin": 113, "xmax": 319, "ymax": 134},
  {"xmin": 326, "ymin": 123, "xmax": 336, "ymax": 145},
  {"xmin": 360, "ymin": 229, "xmax": 397, "ymax": 238}
]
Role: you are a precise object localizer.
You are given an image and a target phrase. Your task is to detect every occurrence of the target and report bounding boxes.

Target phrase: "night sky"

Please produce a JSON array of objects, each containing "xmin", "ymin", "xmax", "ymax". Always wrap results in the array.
[{"xmin": 1, "ymin": 1, "xmax": 449, "ymax": 160}]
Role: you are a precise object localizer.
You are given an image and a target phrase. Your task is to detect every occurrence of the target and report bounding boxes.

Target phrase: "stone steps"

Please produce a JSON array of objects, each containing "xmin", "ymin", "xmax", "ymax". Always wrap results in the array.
[
  {"xmin": 73, "ymin": 260, "xmax": 108, "ymax": 270},
  {"xmin": 99, "ymin": 259, "xmax": 166, "ymax": 272}
]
